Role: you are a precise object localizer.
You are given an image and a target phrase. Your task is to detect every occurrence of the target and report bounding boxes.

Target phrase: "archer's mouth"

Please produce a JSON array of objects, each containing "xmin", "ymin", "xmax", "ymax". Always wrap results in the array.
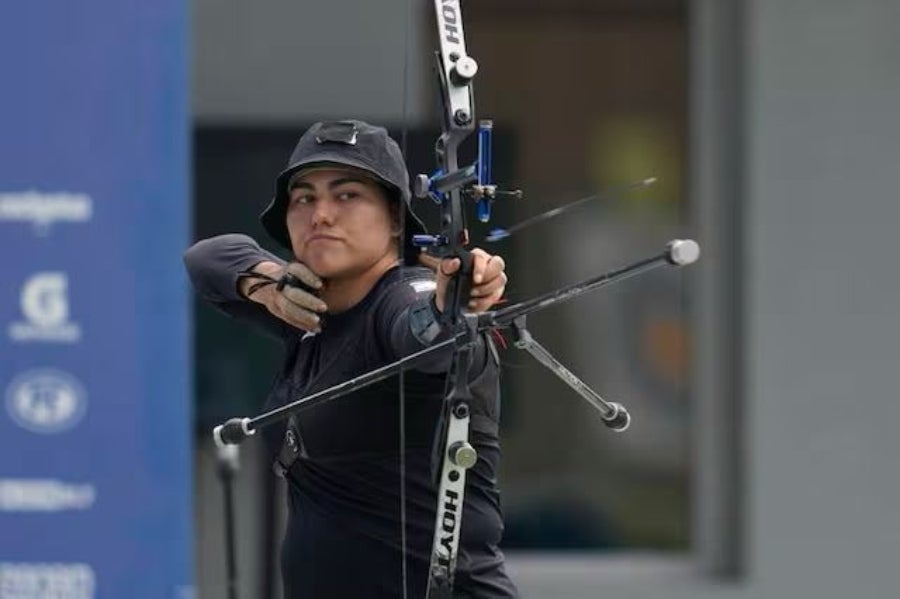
[{"xmin": 306, "ymin": 235, "xmax": 343, "ymax": 245}]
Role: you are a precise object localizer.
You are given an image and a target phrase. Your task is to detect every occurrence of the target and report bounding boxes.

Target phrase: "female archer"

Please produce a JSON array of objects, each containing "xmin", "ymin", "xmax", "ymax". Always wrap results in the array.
[{"xmin": 184, "ymin": 119, "xmax": 519, "ymax": 598}]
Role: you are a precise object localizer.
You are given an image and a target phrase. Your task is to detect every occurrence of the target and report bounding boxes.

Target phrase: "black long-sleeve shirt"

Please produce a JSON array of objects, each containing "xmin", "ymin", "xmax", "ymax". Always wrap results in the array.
[{"xmin": 184, "ymin": 234, "xmax": 518, "ymax": 599}]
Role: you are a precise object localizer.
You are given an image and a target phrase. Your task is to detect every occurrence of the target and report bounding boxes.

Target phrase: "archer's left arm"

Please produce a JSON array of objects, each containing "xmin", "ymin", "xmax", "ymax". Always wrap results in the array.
[{"xmin": 378, "ymin": 249, "xmax": 508, "ymax": 373}]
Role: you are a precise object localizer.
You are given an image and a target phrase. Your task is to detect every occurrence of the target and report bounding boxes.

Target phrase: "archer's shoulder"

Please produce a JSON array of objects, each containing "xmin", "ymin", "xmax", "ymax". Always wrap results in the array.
[{"xmin": 381, "ymin": 265, "xmax": 436, "ymax": 301}]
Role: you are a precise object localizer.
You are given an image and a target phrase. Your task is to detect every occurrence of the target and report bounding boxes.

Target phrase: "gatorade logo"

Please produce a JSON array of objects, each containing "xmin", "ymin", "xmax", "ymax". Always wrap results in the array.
[{"xmin": 8, "ymin": 272, "xmax": 81, "ymax": 343}]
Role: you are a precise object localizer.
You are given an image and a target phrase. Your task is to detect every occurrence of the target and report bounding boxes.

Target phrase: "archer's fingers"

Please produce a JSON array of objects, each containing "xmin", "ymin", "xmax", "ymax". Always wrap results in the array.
[
  {"xmin": 483, "ymin": 255, "xmax": 506, "ymax": 281},
  {"xmin": 439, "ymin": 258, "xmax": 461, "ymax": 277},
  {"xmin": 281, "ymin": 285, "xmax": 328, "ymax": 314},
  {"xmin": 467, "ymin": 288, "xmax": 505, "ymax": 312},
  {"xmin": 285, "ymin": 262, "xmax": 323, "ymax": 290},
  {"xmin": 470, "ymin": 250, "xmax": 505, "ymax": 285},
  {"xmin": 470, "ymin": 271, "xmax": 507, "ymax": 298},
  {"xmin": 273, "ymin": 293, "xmax": 322, "ymax": 332},
  {"xmin": 468, "ymin": 249, "xmax": 489, "ymax": 284}
]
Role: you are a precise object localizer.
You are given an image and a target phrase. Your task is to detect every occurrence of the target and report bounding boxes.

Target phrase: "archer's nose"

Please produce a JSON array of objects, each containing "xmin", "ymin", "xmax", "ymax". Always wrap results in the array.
[{"xmin": 310, "ymin": 197, "xmax": 338, "ymax": 227}]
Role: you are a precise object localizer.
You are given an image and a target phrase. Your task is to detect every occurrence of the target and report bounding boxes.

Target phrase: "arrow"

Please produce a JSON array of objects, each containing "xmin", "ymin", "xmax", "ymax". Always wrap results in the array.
[{"xmin": 485, "ymin": 176, "xmax": 657, "ymax": 242}]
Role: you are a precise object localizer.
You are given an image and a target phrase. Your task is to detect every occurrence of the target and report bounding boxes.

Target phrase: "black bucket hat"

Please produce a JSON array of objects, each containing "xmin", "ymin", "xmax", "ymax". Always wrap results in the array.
[{"xmin": 260, "ymin": 120, "xmax": 427, "ymax": 265}]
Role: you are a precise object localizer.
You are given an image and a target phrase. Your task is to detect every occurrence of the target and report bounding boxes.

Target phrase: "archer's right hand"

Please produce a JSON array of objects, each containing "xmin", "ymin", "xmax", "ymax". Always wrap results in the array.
[{"xmin": 241, "ymin": 261, "xmax": 327, "ymax": 332}]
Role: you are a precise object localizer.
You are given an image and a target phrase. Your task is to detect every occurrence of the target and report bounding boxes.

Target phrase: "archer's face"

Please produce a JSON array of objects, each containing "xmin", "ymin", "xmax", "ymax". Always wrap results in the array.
[{"xmin": 285, "ymin": 167, "xmax": 399, "ymax": 279}]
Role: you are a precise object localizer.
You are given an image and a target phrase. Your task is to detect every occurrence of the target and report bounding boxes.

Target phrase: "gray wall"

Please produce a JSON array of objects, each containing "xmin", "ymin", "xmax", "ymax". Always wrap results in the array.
[
  {"xmin": 192, "ymin": 0, "xmax": 900, "ymax": 597},
  {"xmin": 742, "ymin": 0, "xmax": 900, "ymax": 596},
  {"xmin": 603, "ymin": 0, "xmax": 900, "ymax": 597},
  {"xmin": 192, "ymin": 0, "xmax": 429, "ymax": 124}
]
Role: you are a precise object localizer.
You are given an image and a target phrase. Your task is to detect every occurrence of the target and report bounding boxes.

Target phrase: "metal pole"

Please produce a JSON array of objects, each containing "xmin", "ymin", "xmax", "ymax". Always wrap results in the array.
[{"xmin": 216, "ymin": 443, "xmax": 241, "ymax": 599}]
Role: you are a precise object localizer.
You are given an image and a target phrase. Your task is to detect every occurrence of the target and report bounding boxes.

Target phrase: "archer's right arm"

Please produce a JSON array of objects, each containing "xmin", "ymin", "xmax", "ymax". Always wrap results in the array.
[{"xmin": 183, "ymin": 233, "xmax": 325, "ymax": 339}]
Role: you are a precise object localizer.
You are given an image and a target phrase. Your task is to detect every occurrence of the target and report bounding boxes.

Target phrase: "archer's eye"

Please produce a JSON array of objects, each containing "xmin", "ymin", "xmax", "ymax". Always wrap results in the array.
[
  {"xmin": 289, "ymin": 192, "xmax": 313, "ymax": 205},
  {"xmin": 336, "ymin": 191, "xmax": 359, "ymax": 202}
]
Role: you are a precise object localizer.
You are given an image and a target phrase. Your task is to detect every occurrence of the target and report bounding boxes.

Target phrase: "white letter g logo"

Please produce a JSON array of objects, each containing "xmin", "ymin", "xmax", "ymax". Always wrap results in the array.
[{"xmin": 21, "ymin": 272, "xmax": 69, "ymax": 328}]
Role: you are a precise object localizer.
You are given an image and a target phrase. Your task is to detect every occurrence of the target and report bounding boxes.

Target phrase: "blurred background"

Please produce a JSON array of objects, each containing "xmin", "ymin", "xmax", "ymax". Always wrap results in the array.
[{"xmin": 2, "ymin": 0, "xmax": 898, "ymax": 598}]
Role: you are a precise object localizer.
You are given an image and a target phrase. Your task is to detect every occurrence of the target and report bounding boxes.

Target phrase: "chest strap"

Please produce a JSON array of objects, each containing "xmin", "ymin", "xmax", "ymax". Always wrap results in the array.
[{"xmin": 272, "ymin": 415, "xmax": 307, "ymax": 478}]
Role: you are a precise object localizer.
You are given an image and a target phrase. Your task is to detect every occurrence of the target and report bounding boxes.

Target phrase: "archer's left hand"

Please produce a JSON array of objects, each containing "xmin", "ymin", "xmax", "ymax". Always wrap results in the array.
[{"xmin": 432, "ymin": 248, "xmax": 507, "ymax": 314}]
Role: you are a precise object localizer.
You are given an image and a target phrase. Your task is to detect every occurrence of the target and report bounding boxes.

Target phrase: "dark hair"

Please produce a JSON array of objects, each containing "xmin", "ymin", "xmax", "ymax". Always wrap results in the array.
[{"xmin": 381, "ymin": 183, "xmax": 403, "ymax": 233}]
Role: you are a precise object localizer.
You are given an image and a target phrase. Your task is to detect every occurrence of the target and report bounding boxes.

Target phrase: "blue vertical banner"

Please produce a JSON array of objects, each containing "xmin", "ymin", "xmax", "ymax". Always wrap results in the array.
[{"xmin": 0, "ymin": 2, "xmax": 192, "ymax": 598}]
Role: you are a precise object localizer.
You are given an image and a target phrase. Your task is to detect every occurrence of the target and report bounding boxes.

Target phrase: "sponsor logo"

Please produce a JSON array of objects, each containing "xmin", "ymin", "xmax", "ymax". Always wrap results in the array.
[
  {"xmin": 0, "ymin": 190, "xmax": 92, "ymax": 235},
  {"xmin": 0, "ymin": 563, "xmax": 95, "ymax": 598},
  {"xmin": 0, "ymin": 479, "xmax": 95, "ymax": 512},
  {"xmin": 5, "ymin": 369, "xmax": 87, "ymax": 434},
  {"xmin": 440, "ymin": 0, "xmax": 461, "ymax": 45},
  {"xmin": 8, "ymin": 272, "xmax": 81, "ymax": 343},
  {"xmin": 435, "ymin": 487, "xmax": 460, "ymax": 573}
]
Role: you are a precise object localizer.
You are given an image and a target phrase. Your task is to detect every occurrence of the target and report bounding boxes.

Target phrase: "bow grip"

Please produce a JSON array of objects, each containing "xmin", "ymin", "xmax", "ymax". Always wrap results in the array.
[{"xmin": 442, "ymin": 249, "xmax": 474, "ymax": 324}]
